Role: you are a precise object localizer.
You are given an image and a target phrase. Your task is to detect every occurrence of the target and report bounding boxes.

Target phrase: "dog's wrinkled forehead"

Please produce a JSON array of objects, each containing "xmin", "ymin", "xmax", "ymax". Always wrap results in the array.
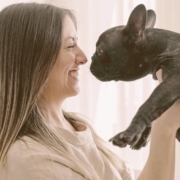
[{"xmin": 96, "ymin": 26, "xmax": 125, "ymax": 50}]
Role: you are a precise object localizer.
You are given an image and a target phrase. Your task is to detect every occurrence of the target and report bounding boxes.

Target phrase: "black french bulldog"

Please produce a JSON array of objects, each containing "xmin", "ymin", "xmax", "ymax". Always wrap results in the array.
[{"xmin": 90, "ymin": 4, "xmax": 180, "ymax": 150}]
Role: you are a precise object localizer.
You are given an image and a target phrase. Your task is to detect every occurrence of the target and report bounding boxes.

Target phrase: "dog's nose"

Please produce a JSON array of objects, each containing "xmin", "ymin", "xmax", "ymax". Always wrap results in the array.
[{"xmin": 96, "ymin": 48, "xmax": 103, "ymax": 56}]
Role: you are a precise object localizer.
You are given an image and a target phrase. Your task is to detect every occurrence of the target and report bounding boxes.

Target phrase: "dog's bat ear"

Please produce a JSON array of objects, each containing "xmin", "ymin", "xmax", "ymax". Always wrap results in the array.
[
  {"xmin": 146, "ymin": 10, "xmax": 156, "ymax": 28},
  {"xmin": 124, "ymin": 4, "xmax": 146, "ymax": 45}
]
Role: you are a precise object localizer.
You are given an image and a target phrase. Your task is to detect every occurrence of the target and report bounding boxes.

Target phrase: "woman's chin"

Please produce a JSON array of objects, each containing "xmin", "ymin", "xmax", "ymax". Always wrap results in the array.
[
  {"xmin": 73, "ymin": 87, "xmax": 80, "ymax": 96},
  {"xmin": 68, "ymin": 86, "xmax": 80, "ymax": 97}
]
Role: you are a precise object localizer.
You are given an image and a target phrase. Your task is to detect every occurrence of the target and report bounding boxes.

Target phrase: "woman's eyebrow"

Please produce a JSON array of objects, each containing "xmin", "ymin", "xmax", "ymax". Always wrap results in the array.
[{"xmin": 64, "ymin": 36, "xmax": 78, "ymax": 41}]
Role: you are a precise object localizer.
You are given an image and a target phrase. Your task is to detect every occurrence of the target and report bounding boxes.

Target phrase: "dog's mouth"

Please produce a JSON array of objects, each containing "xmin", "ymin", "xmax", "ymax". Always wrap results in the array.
[
  {"xmin": 90, "ymin": 53, "xmax": 120, "ymax": 81},
  {"xmin": 90, "ymin": 53, "xmax": 144, "ymax": 82},
  {"xmin": 90, "ymin": 59, "xmax": 111, "ymax": 81},
  {"xmin": 90, "ymin": 53, "xmax": 105, "ymax": 80}
]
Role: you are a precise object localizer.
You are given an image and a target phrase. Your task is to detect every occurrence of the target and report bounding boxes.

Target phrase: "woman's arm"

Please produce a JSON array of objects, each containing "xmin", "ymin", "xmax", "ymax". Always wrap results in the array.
[
  {"xmin": 137, "ymin": 116, "xmax": 177, "ymax": 180},
  {"xmin": 137, "ymin": 69, "xmax": 180, "ymax": 180}
]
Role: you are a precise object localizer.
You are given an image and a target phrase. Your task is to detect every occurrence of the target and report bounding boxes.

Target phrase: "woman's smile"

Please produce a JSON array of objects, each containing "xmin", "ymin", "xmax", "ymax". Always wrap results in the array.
[{"xmin": 68, "ymin": 70, "xmax": 79, "ymax": 79}]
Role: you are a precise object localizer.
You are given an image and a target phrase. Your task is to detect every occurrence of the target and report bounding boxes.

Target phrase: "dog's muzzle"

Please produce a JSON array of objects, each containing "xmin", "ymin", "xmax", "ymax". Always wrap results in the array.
[{"xmin": 90, "ymin": 53, "xmax": 107, "ymax": 81}]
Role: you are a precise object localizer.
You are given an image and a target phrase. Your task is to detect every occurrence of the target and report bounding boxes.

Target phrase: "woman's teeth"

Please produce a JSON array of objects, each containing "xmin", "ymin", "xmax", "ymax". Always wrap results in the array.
[{"xmin": 69, "ymin": 71, "xmax": 78, "ymax": 77}]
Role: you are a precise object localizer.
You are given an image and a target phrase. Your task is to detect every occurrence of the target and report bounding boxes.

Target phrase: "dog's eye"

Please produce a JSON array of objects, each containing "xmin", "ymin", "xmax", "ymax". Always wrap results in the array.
[{"xmin": 96, "ymin": 48, "xmax": 103, "ymax": 56}]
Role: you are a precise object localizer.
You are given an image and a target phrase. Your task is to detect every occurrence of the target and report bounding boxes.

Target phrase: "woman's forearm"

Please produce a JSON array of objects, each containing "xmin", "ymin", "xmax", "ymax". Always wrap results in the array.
[
  {"xmin": 137, "ymin": 122, "xmax": 176, "ymax": 180},
  {"xmin": 137, "ymin": 69, "xmax": 179, "ymax": 180}
]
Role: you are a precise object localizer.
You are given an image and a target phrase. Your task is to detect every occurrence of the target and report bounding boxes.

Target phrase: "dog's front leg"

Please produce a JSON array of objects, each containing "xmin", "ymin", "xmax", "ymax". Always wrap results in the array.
[{"xmin": 110, "ymin": 74, "xmax": 180, "ymax": 149}]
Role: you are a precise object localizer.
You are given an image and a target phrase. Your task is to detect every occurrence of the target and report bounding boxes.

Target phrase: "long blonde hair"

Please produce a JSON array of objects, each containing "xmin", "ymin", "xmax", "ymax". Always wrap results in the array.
[{"xmin": 0, "ymin": 3, "xmax": 127, "ymax": 180}]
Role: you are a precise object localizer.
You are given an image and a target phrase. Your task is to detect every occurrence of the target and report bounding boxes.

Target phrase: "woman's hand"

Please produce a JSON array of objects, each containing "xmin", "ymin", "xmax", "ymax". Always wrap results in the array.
[{"xmin": 154, "ymin": 69, "xmax": 180, "ymax": 132}]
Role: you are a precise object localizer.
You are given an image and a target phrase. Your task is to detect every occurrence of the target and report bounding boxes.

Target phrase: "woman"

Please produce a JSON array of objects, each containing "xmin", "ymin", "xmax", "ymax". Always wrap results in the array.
[{"xmin": 0, "ymin": 3, "xmax": 179, "ymax": 180}]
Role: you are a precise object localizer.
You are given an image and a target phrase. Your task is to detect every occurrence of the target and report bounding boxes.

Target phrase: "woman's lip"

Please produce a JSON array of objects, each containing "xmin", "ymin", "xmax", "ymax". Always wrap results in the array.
[
  {"xmin": 69, "ymin": 68, "xmax": 79, "ymax": 71},
  {"xmin": 68, "ymin": 70, "xmax": 78, "ymax": 73},
  {"xmin": 69, "ymin": 70, "xmax": 77, "ymax": 72},
  {"xmin": 68, "ymin": 70, "xmax": 79, "ymax": 77}
]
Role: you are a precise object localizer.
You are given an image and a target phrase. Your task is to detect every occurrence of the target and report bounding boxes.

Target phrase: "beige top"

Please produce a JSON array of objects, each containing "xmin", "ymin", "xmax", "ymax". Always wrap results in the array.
[{"xmin": 0, "ymin": 121, "xmax": 134, "ymax": 180}]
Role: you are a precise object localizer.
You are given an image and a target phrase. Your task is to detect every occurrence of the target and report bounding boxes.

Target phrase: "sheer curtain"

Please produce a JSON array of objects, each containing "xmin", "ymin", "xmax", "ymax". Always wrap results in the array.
[{"xmin": 0, "ymin": 0, "xmax": 180, "ymax": 175}]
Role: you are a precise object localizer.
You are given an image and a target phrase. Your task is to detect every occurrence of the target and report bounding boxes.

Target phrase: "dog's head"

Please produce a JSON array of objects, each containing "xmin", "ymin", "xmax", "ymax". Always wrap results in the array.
[{"xmin": 90, "ymin": 4, "xmax": 156, "ymax": 81}]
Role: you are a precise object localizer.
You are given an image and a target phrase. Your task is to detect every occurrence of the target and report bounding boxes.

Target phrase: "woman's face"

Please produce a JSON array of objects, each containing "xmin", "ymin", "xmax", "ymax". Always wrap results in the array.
[{"xmin": 42, "ymin": 15, "xmax": 87, "ymax": 102}]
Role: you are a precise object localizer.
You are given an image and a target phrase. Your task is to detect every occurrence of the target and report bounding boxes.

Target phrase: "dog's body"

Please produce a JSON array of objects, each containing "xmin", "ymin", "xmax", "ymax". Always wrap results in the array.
[{"xmin": 90, "ymin": 4, "xmax": 180, "ymax": 149}]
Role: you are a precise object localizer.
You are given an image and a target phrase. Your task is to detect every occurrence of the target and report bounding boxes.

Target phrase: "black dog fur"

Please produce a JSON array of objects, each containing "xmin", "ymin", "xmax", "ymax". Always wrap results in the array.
[{"xmin": 90, "ymin": 4, "xmax": 180, "ymax": 150}]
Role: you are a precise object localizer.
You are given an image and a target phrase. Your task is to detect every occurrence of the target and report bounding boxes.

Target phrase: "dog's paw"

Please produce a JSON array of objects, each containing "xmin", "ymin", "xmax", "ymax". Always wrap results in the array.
[
  {"xmin": 109, "ymin": 131, "xmax": 142, "ymax": 148},
  {"xmin": 109, "ymin": 126, "xmax": 151, "ymax": 149},
  {"xmin": 131, "ymin": 127, "xmax": 151, "ymax": 149}
]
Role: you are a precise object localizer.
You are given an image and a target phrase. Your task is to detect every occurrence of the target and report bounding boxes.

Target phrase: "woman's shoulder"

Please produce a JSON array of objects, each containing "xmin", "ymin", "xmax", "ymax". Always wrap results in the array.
[
  {"xmin": 2, "ymin": 136, "xmax": 86, "ymax": 180},
  {"xmin": 0, "ymin": 136, "xmax": 47, "ymax": 180},
  {"xmin": 10, "ymin": 135, "xmax": 46, "ymax": 150},
  {"xmin": 7, "ymin": 136, "xmax": 49, "ymax": 163}
]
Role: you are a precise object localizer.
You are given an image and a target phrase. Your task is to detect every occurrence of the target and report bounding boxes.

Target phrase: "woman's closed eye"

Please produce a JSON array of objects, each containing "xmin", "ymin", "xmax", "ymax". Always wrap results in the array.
[{"xmin": 67, "ymin": 44, "xmax": 75, "ymax": 50}]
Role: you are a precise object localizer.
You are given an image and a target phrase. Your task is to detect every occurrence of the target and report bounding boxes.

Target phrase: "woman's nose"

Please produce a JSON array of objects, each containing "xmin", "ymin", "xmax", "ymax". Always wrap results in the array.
[{"xmin": 75, "ymin": 47, "xmax": 88, "ymax": 65}]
